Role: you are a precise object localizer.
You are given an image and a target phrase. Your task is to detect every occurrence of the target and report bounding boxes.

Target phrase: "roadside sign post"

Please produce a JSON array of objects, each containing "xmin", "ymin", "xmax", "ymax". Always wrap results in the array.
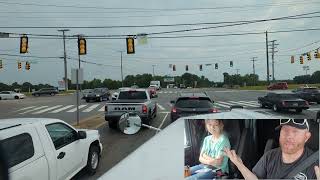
[{"xmin": 72, "ymin": 68, "xmax": 83, "ymax": 125}]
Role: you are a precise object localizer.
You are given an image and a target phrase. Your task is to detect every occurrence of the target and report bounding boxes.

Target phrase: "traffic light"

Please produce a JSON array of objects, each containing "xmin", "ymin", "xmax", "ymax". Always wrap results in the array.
[
  {"xmin": 78, "ymin": 37, "xmax": 87, "ymax": 55},
  {"xmin": 215, "ymin": 63, "xmax": 218, "ymax": 69},
  {"xmin": 25, "ymin": 61, "xmax": 30, "ymax": 70},
  {"xmin": 18, "ymin": 62, "xmax": 22, "ymax": 69},
  {"xmin": 185, "ymin": 65, "xmax": 188, "ymax": 71},
  {"xmin": 173, "ymin": 65, "xmax": 176, "ymax": 71},
  {"xmin": 230, "ymin": 61, "xmax": 233, "ymax": 67},
  {"xmin": 315, "ymin": 50, "xmax": 320, "ymax": 59},
  {"xmin": 20, "ymin": 35, "xmax": 28, "ymax": 54},
  {"xmin": 199, "ymin": 64, "xmax": 203, "ymax": 71},
  {"xmin": 307, "ymin": 52, "xmax": 311, "ymax": 61},
  {"xmin": 299, "ymin": 56, "xmax": 304, "ymax": 64},
  {"xmin": 290, "ymin": 56, "xmax": 294, "ymax": 64},
  {"xmin": 126, "ymin": 37, "xmax": 135, "ymax": 54},
  {"xmin": 0, "ymin": 60, "xmax": 2, "ymax": 69}
]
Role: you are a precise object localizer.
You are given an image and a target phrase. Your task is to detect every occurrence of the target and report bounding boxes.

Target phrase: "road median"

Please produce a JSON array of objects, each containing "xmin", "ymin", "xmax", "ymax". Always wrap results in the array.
[{"xmin": 72, "ymin": 112, "xmax": 106, "ymax": 129}]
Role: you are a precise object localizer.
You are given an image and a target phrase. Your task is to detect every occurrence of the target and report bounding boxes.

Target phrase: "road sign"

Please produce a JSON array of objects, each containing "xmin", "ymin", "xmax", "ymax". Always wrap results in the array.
[
  {"xmin": 71, "ymin": 68, "xmax": 83, "ymax": 84},
  {"xmin": 164, "ymin": 77, "xmax": 174, "ymax": 82},
  {"xmin": 58, "ymin": 80, "xmax": 66, "ymax": 91}
]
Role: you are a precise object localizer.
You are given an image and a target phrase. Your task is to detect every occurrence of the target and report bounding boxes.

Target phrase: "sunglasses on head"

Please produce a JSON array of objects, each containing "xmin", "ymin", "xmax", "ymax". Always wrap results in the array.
[{"xmin": 280, "ymin": 119, "xmax": 309, "ymax": 130}]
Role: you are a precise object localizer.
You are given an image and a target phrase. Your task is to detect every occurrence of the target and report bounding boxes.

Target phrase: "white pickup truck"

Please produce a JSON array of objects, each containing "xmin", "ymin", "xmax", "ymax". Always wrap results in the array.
[
  {"xmin": 105, "ymin": 89, "xmax": 157, "ymax": 129},
  {"xmin": 0, "ymin": 118, "xmax": 103, "ymax": 180}
]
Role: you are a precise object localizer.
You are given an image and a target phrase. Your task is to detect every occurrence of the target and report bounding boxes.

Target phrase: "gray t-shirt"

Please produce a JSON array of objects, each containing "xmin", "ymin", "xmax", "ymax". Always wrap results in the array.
[{"xmin": 252, "ymin": 147, "xmax": 318, "ymax": 179}]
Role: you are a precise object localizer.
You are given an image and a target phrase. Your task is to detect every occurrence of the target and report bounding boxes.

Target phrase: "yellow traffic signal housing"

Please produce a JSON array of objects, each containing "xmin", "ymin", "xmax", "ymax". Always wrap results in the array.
[
  {"xmin": 18, "ymin": 62, "xmax": 22, "ymax": 69},
  {"xmin": 307, "ymin": 52, "xmax": 311, "ymax": 61},
  {"xmin": 25, "ymin": 61, "xmax": 30, "ymax": 70},
  {"xmin": 0, "ymin": 60, "xmax": 2, "ymax": 69},
  {"xmin": 173, "ymin": 65, "xmax": 176, "ymax": 71},
  {"xmin": 78, "ymin": 37, "xmax": 87, "ymax": 55},
  {"xmin": 299, "ymin": 56, "xmax": 304, "ymax": 64},
  {"xmin": 290, "ymin": 56, "xmax": 294, "ymax": 64},
  {"xmin": 199, "ymin": 64, "xmax": 203, "ymax": 71},
  {"xmin": 230, "ymin": 61, "xmax": 233, "ymax": 67},
  {"xmin": 185, "ymin": 65, "xmax": 188, "ymax": 71},
  {"xmin": 215, "ymin": 63, "xmax": 218, "ymax": 69},
  {"xmin": 20, "ymin": 35, "xmax": 28, "ymax": 54},
  {"xmin": 315, "ymin": 50, "xmax": 320, "ymax": 59},
  {"xmin": 126, "ymin": 37, "xmax": 135, "ymax": 54}
]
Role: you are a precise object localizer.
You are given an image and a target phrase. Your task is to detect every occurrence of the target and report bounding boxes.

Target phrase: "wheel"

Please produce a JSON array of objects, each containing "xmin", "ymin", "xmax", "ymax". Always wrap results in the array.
[
  {"xmin": 0, "ymin": 97, "xmax": 2, "ymax": 100},
  {"xmin": 259, "ymin": 102, "xmax": 265, "ymax": 108},
  {"xmin": 14, "ymin": 96, "xmax": 19, "ymax": 99},
  {"xmin": 86, "ymin": 99, "xmax": 90, "ymax": 103},
  {"xmin": 99, "ymin": 97, "xmax": 103, "ymax": 102},
  {"xmin": 50, "ymin": 93, "xmax": 55, "ymax": 96},
  {"xmin": 317, "ymin": 101, "xmax": 320, "ymax": 104},
  {"xmin": 273, "ymin": 104, "xmax": 280, "ymax": 112},
  {"xmin": 86, "ymin": 146, "xmax": 100, "ymax": 175},
  {"xmin": 296, "ymin": 109, "xmax": 302, "ymax": 113},
  {"xmin": 108, "ymin": 120, "xmax": 118, "ymax": 129}
]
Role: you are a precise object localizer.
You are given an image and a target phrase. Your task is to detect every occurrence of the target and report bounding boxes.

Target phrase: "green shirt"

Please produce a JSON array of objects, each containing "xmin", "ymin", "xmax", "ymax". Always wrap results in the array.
[{"xmin": 200, "ymin": 133, "xmax": 231, "ymax": 173}]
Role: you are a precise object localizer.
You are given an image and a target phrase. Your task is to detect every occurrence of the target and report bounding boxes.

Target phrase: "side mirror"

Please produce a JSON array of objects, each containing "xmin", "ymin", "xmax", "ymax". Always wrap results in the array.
[
  {"xmin": 170, "ymin": 100, "xmax": 175, "ymax": 104},
  {"xmin": 78, "ymin": 131, "xmax": 87, "ymax": 139},
  {"xmin": 118, "ymin": 113, "xmax": 142, "ymax": 135}
]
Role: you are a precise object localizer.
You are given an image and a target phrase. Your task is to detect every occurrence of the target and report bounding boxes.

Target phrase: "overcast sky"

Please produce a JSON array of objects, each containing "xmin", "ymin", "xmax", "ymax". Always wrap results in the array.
[{"xmin": 0, "ymin": 0, "xmax": 319, "ymax": 86}]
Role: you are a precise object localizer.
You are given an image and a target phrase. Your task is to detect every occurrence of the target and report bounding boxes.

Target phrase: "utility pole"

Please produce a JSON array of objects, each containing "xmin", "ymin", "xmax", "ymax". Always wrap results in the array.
[
  {"xmin": 152, "ymin": 65, "xmax": 156, "ymax": 77},
  {"xmin": 58, "ymin": 29, "xmax": 69, "ymax": 92},
  {"xmin": 236, "ymin": 69, "xmax": 240, "ymax": 75},
  {"xmin": 251, "ymin": 57, "xmax": 258, "ymax": 86},
  {"xmin": 120, "ymin": 51, "xmax": 123, "ymax": 87},
  {"xmin": 303, "ymin": 66, "xmax": 310, "ymax": 75},
  {"xmin": 268, "ymin": 40, "xmax": 279, "ymax": 82},
  {"xmin": 266, "ymin": 31, "xmax": 270, "ymax": 85}
]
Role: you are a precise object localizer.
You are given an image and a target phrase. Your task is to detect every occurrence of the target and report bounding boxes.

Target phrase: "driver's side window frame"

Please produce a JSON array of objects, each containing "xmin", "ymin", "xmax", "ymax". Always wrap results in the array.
[{"xmin": 45, "ymin": 123, "xmax": 78, "ymax": 150}]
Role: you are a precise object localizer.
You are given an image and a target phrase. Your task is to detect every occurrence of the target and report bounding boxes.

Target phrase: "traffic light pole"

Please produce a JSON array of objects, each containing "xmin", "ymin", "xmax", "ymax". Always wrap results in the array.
[
  {"xmin": 152, "ymin": 65, "xmax": 156, "ymax": 77},
  {"xmin": 58, "ymin": 29, "xmax": 69, "ymax": 92},
  {"xmin": 266, "ymin": 31, "xmax": 270, "ymax": 85},
  {"xmin": 251, "ymin": 57, "xmax": 258, "ymax": 86},
  {"xmin": 120, "ymin": 51, "xmax": 123, "ymax": 87}
]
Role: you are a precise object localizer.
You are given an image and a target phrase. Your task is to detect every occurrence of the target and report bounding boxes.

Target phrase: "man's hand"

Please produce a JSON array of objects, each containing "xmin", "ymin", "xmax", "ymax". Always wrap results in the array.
[
  {"xmin": 224, "ymin": 148, "xmax": 243, "ymax": 166},
  {"xmin": 315, "ymin": 166, "xmax": 320, "ymax": 180}
]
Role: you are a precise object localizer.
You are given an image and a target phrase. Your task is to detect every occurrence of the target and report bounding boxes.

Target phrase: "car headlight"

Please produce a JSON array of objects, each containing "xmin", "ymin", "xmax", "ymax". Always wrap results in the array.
[{"xmin": 96, "ymin": 94, "xmax": 100, "ymax": 97}]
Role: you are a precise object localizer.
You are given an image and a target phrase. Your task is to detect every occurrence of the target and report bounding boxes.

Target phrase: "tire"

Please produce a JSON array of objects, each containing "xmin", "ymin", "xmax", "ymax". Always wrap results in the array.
[
  {"xmin": 108, "ymin": 120, "xmax": 118, "ymax": 129},
  {"xmin": 50, "ymin": 93, "xmax": 55, "ymax": 96},
  {"xmin": 14, "ymin": 96, "xmax": 19, "ymax": 99},
  {"xmin": 86, "ymin": 99, "xmax": 90, "ymax": 103},
  {"xmin": 86, "ymin": 146, "xmax": 100, "ymax": 175},
  {"xmin": 259, "ymin": 102, "xmax": 265, "ymax": 108},
  {"xmin": 273, "ymin": 104, "xmax": 280, "ymax": 112},
  {"xmin": 296, "ymin": 109, "xmax": 302, "ymax": 113},
  {"xmin": 0, "ymin": 97, "xmax": 2, "ymax": 100},
  {"xmin": 317, "ymin": 101, "xmax": 320, "ymax": 104}
]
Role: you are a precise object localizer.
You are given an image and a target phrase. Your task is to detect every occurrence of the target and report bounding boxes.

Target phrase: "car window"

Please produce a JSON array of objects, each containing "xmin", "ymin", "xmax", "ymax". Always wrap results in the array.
[
  {"xmin": 118, "ymin": 91, "xmax": 147, "ymax": 99},
  {"xmin": 279, "ymin": 94, "xmax": 297, "ymax": 99},
  {"xmin": 0, "ymin": 133, "xmax": 34, "ymax": 168},
  {"xmin": 0, "ymin": 91, "xmax": 9, "ymax": 94},
  {"xmin": 46, "ymin": 123, "xmax": 78, "ymax": 150},
  {"xmin": 175, "ymin": 98, "xmax": 214, "ymax": 108}
]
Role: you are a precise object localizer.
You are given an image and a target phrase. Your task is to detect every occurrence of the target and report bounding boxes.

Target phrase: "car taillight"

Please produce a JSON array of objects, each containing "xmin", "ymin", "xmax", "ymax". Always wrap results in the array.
[
  {"xmin": 209, "ymin": 108, "xmax": 219, "ymax": 113},
  {"xmin": 105, "ymin": 105, "xmax": 108, "ymax": 112},
  {"xmin": 282, "ymin": 101, "xmax": 287, "ymax": 106},
  {"xmin": 142, "ymin": 105, "xmax": 147, "ymax": 113},
  {"xmin": 172, "ymin": 107, "xmax": 177, "ymax": 113}
]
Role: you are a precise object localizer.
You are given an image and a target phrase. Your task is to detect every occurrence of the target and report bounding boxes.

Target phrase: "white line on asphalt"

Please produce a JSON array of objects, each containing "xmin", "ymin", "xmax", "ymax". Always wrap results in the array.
[
  {"xmin": 167, "ymin": 103, "xmax": 173, "ymax": 107},
  {"xmin": 19, "ymin": 106, "xmax": 49, "ymax": 114},
  {"xmin": 49, "ymin": 105, "xmax": 74, "ymax": 113},
  {"xmin": 308, "ymin": 108, "xmax": 320, "ymax": 112},
  {"xmin": 67, "ymin": 105, "xmax": 87, "ymax": 112},
  {"xmin": 216, "ymin": 101, "xmax": 236, "ymax": 106},
  {"xmin": 98, "ymin": 105, "xmax": 105, "ymax": 112},
  {"xmin": 159, "ymin": 111, "xmax": 170, "ymax": 114},
  {"xmin": 238, "ymin": 101, "xmax": 259, "ymax": 105},
  {"xmin": 14, "ymin": 106, "xmax": 36, "ymax": 112},
  {"xmin": 235, "ymin": 101, "xmax": 259, "ymax": 107},
  {"xmin": 32, "ymin": 105, "xmax": 63, "ymax": 114},
  {"xmin": 228, "ymin": 101, "xmax": 253, "ymax": 107},
  {"xmin": 157, "ymin": 104, "xmax": 165, "ymax": 111},
  {"xmin": 214, "ymin": 102, "xmax": 230, "ymax": 108},
  {"xmin": 82, "ymin": 104, "xmax": 100, "ymax": 112},
  {"xmin": 157, "ymin": 112, "xmax": 169, "ymax": 131}
]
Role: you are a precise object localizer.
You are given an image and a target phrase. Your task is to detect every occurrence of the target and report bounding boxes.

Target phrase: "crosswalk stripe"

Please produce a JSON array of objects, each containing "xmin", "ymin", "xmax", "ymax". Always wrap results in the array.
[
  {"xmin": 214, "ymin": 102, "xmax": 231, "ymax": 108},
  {"xmin": 228, "ymin": 101, "xmax": 257, "ymax": 107},
  {"xmin": 14, "ymin": 106, "xmax": 36, "ymax": 112},
  {"xmin": 216, "ymin": 101, "xmax": 235, "ymax": 106},
  {"xmin": 50, "ymin": 105, "xmax": 74, "ymax": 113},
  {"xmin": 32, "ymin": 105, "xmax": 63, "ymax": 114},
  {"xmin": 67, "ymin": 105, "xmax": 87, "ymax": 112},
  {"xmin": 82, "ymin": 104, "xmax": 100, "ymax": 112},
  {"xmin": 238, "ymin": 101, "xmax": 259, "ymax": 106},
  {"xmin": 19, "ymin": 106, "xmax": 49, "ymax": 114},
  {"xmin": 98, "ymin": 105, "xmax": 105, "ymax": 111},
  {"xmin": 157, "ymin": 104, "xmax": 165, "ymax": 111}
]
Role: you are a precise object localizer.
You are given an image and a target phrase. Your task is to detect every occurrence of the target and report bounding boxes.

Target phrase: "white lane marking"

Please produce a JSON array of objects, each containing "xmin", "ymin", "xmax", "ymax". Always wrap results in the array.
[
  {"xmin": 308, "ymin": 108, "xmax": 320, "ymax": 112},
  {"xmin": 82, "ymin": 104, "xmax": 100, "ymax": 112},
  {"xmin": 32, "ymin": 105, "xmax": 63, "ymax": 114},
  {"xmin": 238, "ymin": 101, "xmax": 259, "ymax": 105},
  {"xmin": 50, "ymin": 105, "xmax": 74, "ymax": 113},
  {"xmin": 14, "ymin": 106, "xmax": 36, "ymax": 112},
  {"xmin": 167, "ymin": 103, "xmax": 173, "ymax": 107},
  {"xmin": 228, "ymin": 101, "xmax": 257, "ymax": 107},
  {"xmin": 214, "ymin": 102, "xmax": 230, "ymax": 108},
  {"xmin": 19, "ymin": 106, "xmax": 48, "ymax": 114},
  {"xmin": 67, "ymin": 105, "xmax": 87, "ymax": 112},
  {"xmin": 157, "ymin": 112, "xmax": 169, "ymax": 131},
  {"xmin": 159, "ymin": 111, "xmax": 170, "ymax": 114},
  {"xmin": 98, "ymin": 105, "xmax": 105, "ymax": 112},
  {"xmin": 216, "ymin": 101, "xmax": 236, "ymax": 106},
  {"xmin": 157, "ymin": 104, "xmax": 165, "ymax": 111},
  {"xmin": 237, "ymin": 101, "xmax": 260, "ymax": 106}
]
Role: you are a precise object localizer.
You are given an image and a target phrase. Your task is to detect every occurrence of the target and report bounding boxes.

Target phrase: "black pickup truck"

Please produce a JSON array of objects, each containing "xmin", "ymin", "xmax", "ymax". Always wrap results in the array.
[{"xmin": 258, "ymin": 92, "xmax": 309, "ymax": 113}]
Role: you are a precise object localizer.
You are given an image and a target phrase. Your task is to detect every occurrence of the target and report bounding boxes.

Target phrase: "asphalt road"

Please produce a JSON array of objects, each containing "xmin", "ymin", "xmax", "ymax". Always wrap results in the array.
[{"xmin": 1, "ymin": 88, "xmax": 319, "ymax": 180}]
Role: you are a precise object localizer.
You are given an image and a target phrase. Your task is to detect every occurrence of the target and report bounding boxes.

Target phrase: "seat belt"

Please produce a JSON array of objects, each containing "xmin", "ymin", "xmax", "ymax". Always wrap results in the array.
[{"xmin": 282, "ymin": 150, "xmax": 319, "ymax": 179}]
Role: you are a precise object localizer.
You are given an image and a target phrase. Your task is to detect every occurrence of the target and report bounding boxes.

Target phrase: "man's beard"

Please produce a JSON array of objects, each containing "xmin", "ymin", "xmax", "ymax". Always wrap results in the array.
[{"xmin": 279, "ymin": 139, "xmax": 304, "ymax": 154}]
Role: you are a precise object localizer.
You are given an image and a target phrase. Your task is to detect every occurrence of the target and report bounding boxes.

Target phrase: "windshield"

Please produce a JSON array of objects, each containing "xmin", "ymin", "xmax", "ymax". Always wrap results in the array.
[
  {"xmin": 175, "ymin": 98, "xmax": 213, "ymax": 108},
  {"xmin": 279, "ymin": 94, "xmax": 298, "ymax": 99},
  {"xmin": 118, "ymin": 91, "xmax": 147, "ymax": 99}
]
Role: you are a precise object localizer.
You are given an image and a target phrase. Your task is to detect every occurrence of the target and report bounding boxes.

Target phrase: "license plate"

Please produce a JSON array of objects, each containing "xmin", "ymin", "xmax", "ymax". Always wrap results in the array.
[{"xmin": 293, "ymin": 103, "xmax": 298, "ymax": 106}]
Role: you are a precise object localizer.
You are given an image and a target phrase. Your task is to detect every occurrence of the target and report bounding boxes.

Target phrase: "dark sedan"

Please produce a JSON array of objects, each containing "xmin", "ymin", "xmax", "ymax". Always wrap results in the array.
[
  {"xmin": 83, "ymin": 88, "xmax": 110, "ymax": 102},
  {"xmin": 258, "ymin": 92, "xmax": 309, "ymax": 113},
  {"xmin": 32, "ymin": 88, "xmax": 59, "ymax": 96},
  {"xmin": 292, "ymin": 87, "xmax": 320, "ymax": 104}
]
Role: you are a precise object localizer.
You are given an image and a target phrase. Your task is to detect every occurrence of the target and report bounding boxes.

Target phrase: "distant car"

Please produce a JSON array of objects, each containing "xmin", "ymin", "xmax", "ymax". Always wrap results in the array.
[
  {"xmin": 32, "ymin": 88, "xmax": 59, "ymax": 96},
  {"xmin": 170, "ymin": 92, "xmax": 218, "ymax": 122},
  {"xmin": 292, "ymin": 87, "xmax": 320, "ymax": 104},
  {"xmin": 258, "ymin": 92, "xmax": 309, "ymax": 113},
  {"xmin": 111, "ymin": 87, "xmax": 130, "ymax": 101},
  {"xmin": 267, "ymin": 82, "xmax": 288, "ymax": 90},
  {"xmin": 147, "ymin": 86, "xmax": 157, "ymax": 98},
  {"xmin": 81, "ymin": 89, "xmax": 93, "ymax": 99},
  {"xmin": 180, "ymin": 84, "xmax": 186, "ymax": 89},
  {"xmin": 187, "ymin": 86, "xmax": 192, "ymax": 89},
  {"xmin": 317, "ymin": 111, "xmax": 320, "ymax": 120},
  {"xmin": 0, "ymin": 91, "xmax": 26, "ymax": 100},
  {"xmin": 83, "ymin": 88, "xmax": 110, "ymax": 102},
  {"xmin": 131, "ymin": 85, "xmax": 139, "ymax": 89}
]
